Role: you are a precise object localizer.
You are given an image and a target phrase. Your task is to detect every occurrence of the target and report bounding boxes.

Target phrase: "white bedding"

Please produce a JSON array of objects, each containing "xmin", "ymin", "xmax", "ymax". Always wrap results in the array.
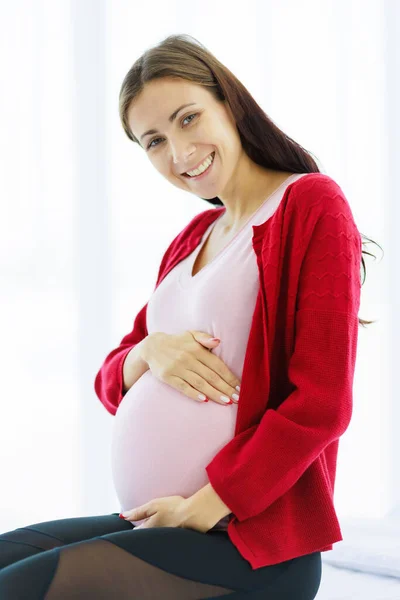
[
  {"xmin": 318, "ymin": 561, "xmax": 400, "ymax": 599},
  {"xmin": 317, "ymin": 516, "xmax": 400, "ymax": 599}
]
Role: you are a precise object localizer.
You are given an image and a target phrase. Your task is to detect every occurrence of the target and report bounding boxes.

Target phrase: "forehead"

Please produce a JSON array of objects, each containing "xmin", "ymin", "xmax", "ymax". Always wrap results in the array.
[{"xmin": 127, "ymin": 78, "xmax": 211, "ymax": 134}]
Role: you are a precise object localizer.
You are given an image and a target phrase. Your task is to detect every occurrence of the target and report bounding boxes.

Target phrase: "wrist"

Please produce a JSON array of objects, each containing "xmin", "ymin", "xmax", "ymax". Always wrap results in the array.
[
  {"xmin": 185, "ymin": 483, "xmax": 231, "ymax": 528},
  {"xmin": 122, "ymin": 340, "xmax": 151, "ymax": 394},
  {"xmin": 140, "ymin": 332, "xmax": 166, "ymax": 364}
]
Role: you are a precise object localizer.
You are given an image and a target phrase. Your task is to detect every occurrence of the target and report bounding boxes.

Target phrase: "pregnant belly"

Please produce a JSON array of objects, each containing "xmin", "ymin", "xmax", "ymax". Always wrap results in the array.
[{"xmin": 111, "ymin": 370, "xmax": 237, "ymax": 526}]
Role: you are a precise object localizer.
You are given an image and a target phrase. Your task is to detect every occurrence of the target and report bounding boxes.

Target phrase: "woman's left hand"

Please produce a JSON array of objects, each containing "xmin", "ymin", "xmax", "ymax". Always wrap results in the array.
[{"xmin": 121, "ymin": 495, "xmax": 213, "ymax": 533}]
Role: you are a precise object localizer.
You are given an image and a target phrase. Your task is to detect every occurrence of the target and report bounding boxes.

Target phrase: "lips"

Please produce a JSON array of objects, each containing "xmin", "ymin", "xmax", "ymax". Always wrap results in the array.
[{"xmin": 182, "ymin": 152, "xmax": 215, "ymax": 177}]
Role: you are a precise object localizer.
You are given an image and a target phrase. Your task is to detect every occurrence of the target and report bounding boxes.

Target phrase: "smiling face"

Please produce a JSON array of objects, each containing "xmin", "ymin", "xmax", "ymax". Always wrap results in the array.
[{"xmin": 127, "ymin": 77, "xmax": 244, "ymax": 199}]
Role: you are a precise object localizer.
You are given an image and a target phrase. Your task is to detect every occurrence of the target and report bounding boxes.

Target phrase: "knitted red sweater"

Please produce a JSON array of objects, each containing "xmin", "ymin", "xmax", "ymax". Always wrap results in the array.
[{"xmin": 94, "ymin": 173, "xmax": 362, "ymax": 568}]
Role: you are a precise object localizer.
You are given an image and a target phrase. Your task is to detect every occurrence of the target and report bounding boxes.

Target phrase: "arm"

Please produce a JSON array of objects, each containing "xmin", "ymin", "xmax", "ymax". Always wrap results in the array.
[
  {"xmin": 204, "ymin": 180, "xmax": 363, "ymax": 522},
  {"xmin": 93, "ymin": 209, "xmax": 215, "ymax": 416},
  {"xmin": 122, "ymin": 338, "xmax": 150, "ymax": 395},
  {"xmin": 122, "ymin": 331, "xmax": 168, "ymax": 394},
  {"xmin": 184, "ymin": 482, "xmax": 232, "ymax": 529},
  {"xmin": 94, "ymin": 303, "xmax": 150, "ymax": 415}
]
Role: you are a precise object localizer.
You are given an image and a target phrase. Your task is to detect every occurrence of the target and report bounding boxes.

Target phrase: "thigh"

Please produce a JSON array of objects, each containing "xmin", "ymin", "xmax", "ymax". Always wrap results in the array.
[
  {"xmin": 103, "ymin": 528, "xmax": 322, "ymax": 599},
  {"xmin": 0, "ymin": 526, "xmax": 322, "ymax": 599},
  {"xmin": 0, "ymin": 512, "xmax": 132, "ymax": 570}
]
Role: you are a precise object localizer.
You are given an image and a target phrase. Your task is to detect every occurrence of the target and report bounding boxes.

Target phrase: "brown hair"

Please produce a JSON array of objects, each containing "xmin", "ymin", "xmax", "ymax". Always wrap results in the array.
[{"xmin": 119, "ymin": 33, "xmax": 383, "ymax": 327}]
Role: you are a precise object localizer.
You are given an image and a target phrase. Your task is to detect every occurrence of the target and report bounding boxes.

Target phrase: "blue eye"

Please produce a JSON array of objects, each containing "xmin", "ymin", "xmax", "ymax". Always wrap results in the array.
[
  {"xmin": 147, "ymin": 113, "xmax": 198, "ymax": 149},
  {"xmin": 182, "ymin": 113, "xmax": 197, "ymax": 126},
  {"xmin": 147, "ymin": 137, "xmax": 162, "ymax": 150}
]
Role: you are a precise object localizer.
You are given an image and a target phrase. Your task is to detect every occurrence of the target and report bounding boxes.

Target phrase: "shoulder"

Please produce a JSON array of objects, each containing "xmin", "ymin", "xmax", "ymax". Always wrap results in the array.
[
  {"xmin": 283, "ymin": 173, "xmax": 361, "ymax": 254},
  {"xmin": 155, "ymin": 206, "xmax": 222, "ymax": 279},
  {"xmin": 183, "ymin": 206, "xmax": 223, "ymax": 231},
  {"xmin": 287, "ymin": 173, "xmax": 355, "ymax": 220},
  {"xmin": 170, "ymin": 207, "xmax": 223, "ymax": 247}
]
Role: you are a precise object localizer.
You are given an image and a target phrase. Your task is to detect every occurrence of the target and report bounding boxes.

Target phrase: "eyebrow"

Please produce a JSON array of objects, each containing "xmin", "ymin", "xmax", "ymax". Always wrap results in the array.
[{"xmin": 139, "ymin": 103, "xmax": 197, "ymax": 142}]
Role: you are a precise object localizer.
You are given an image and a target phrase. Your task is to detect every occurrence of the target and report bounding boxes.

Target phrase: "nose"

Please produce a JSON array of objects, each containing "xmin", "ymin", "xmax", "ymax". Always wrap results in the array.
[{"xmin": 171, "ymin": 141, "xmax": 196, "ymax": 172}]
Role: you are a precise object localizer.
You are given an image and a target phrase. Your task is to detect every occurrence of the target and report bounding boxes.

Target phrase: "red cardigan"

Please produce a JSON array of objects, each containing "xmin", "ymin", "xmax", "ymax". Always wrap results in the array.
[{"xmin": 94, "ymin": 173, "xmax": 362, "ymax": 569}]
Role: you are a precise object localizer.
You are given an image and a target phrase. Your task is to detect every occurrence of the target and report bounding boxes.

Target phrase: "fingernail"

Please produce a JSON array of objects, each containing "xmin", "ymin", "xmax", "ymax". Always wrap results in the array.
[
  {"xmin": 210, "ymin": 338, "xmax": 220, "ymax": 342},
  {"xmin": 232, "ymin": 393, "xmax": 239, "ymax": 401},
  {"xmin": 236, "ymin": 386, "xmax": 241, "ymax": 392},
  {"xmin": 119, "ymin": 513, "xmax": 125, "ymax": 519}
]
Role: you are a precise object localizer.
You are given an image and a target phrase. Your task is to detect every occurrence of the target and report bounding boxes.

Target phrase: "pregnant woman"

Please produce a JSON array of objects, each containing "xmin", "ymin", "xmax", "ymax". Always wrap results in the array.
[{"xmin": 0, "ymin": 33, "xmax": 377, "ymax": 599}]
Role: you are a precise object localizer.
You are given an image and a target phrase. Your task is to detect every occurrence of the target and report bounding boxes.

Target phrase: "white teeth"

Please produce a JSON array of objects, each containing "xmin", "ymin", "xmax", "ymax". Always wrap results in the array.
[{"xmin": 186, "ymin": 153, "xmax": 214, "ymax": 177}]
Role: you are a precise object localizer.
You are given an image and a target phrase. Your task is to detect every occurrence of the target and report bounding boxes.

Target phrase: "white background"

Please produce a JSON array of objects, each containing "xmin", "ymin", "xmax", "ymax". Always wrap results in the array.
[{"xmin": 0, "ymin": 0, "xmax": 397, "ymax": 546}]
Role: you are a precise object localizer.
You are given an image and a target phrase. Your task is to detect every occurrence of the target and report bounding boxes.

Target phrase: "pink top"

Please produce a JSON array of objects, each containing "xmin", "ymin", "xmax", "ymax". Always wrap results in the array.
[{"xmin": 111, "ymin": 173, "xmax": 308, "ymax": 529}]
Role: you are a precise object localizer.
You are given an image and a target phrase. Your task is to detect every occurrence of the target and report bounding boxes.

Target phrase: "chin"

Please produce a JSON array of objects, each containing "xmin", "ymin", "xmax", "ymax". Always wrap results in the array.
[{"xmin": 199, "ymin": 192, "xmax": 220, "ymax": 201}]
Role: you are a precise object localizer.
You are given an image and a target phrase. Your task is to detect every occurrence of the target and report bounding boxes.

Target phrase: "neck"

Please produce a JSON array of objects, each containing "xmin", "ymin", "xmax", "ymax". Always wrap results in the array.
[{"xmin": 217, "ymin": 159, "xmax": 294, "ymax": 232}]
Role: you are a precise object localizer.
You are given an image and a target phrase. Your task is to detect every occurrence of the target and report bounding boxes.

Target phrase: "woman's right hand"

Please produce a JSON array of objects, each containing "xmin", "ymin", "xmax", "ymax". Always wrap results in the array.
[{"xmin": 140, "ymin": 330, "xmax": 241, "ymax": 406}]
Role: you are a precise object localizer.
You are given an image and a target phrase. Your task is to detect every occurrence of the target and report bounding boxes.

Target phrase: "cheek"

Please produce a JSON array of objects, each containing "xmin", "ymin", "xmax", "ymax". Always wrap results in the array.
[{"xmin": 149, "ymin": 158, "xmax": 168, "ymax": 178}]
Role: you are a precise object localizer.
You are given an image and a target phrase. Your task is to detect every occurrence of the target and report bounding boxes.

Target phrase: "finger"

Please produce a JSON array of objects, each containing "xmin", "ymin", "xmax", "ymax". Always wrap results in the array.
[
  {"xmin": 121, "ymin": 507, "xmax": 140, "ymax": 520},
  {"xmin": 136, "ymin": 517, "xmax": 151, "ymax": 529},
  {"xmin": 194, "ymin": 353, "xmax": 241, "ymax": 392},
  {"xmin": 122, "ymin": 501, "xmax": 153, "ymax": 520}
]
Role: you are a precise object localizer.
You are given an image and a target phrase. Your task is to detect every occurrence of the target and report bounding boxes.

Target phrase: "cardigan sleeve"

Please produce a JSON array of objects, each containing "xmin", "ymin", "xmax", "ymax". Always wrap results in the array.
[
  {"xmin": 93, "ymin": 227, "xmax": 183, "ymax": 415},
  {"xmin": 93, "ymin": 302, "xmax": 150, "ymax": 416},
  {"xmin": 205, "ymin": 181, "xmax": 363, "ymax": 522}
]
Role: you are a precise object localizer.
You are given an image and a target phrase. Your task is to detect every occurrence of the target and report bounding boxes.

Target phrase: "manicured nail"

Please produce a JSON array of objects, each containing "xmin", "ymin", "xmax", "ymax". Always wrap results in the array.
[
  {"xmin": 236, "ymin": 386, "xmax": 241, "ymax": 392},
  {"xmin": 119, "ymin": 513, "xmax": 125, "ymax": 519}
]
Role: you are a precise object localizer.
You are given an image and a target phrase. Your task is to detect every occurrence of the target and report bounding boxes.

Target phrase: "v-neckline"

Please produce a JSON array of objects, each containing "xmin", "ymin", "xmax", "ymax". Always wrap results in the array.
[
  {"xmin": 190, "ymin": 212, "xmax": 227, "ymax": 278},
  {"xmin": 190, "ymin": 173, "xmax": 298, "ymax": 278}
]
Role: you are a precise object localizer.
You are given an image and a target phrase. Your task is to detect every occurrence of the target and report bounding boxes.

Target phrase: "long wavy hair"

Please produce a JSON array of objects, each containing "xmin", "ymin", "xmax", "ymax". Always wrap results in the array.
[{"xmin": 119, "ymin": 33, "xmax": 383, "ymax": 327}]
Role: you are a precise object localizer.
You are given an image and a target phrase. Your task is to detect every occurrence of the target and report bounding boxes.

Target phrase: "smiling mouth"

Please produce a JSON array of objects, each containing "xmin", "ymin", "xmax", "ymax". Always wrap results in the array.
[{"xmin": 182, "ymin": 152, "xmax": 215, "ymax": 178}]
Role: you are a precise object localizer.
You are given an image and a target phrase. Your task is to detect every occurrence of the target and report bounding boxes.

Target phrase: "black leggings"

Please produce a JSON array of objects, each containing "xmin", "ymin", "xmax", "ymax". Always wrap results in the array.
[{"xmin": 0, "ymin": 513, "xmax": 322, "ymax": 599}]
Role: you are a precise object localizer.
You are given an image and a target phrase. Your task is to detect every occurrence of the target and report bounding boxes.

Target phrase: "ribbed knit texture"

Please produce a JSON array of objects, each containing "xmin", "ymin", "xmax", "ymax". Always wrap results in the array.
[{"xmin": 94, "ymin": 173, "xmax": 362, "ymax": 568}]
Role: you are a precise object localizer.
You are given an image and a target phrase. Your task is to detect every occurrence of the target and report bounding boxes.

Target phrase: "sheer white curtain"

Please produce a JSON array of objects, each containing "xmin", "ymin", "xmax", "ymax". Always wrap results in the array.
[{"xmin": 0, "ymin": 0, "xmax": 397, "ymax": 539}]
